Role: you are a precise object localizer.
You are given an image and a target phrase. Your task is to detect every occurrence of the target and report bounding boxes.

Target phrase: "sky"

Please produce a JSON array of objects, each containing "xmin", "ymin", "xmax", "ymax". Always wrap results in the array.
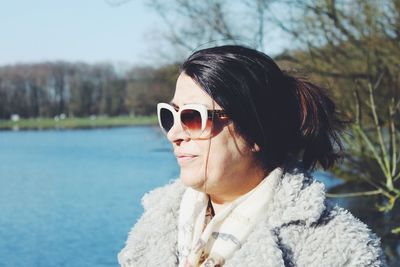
[{"xmin": 0, "ymin": 0, "xmax": 289, "ymax": 66}]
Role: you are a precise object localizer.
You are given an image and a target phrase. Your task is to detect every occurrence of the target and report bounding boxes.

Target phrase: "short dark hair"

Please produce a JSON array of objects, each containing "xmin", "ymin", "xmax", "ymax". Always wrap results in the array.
[{"xmin": 181, "ymin": 45, "xmax": 343, "ymax": 171}]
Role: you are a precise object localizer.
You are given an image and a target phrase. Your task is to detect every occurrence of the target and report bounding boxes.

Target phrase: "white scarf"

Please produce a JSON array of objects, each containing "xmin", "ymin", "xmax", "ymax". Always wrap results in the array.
[{"xmin": 177, "ymin": 167, "xmax": 282, "ymax": 267}]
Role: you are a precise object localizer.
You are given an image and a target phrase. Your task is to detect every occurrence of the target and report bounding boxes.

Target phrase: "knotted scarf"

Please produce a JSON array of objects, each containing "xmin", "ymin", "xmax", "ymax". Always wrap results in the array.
[{"xmin": 177, "ymin": 167, "xmax": 282, "ymax": 267}]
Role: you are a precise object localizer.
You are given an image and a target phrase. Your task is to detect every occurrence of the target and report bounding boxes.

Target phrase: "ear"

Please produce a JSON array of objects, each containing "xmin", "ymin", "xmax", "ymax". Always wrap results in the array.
[{"xmin": 251, "ymin": 143, "xmax": 261, "ymax": 153}]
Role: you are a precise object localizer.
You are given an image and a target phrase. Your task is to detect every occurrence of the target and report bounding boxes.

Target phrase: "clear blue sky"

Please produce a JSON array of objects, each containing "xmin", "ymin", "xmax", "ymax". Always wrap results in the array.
[
  {"xmin": 0, "ymin": 0, "xmax": 164, "ymax": 65},
  {"xmin": 0, "ymin": 0, "xmax": 288, "ymax": 66}
]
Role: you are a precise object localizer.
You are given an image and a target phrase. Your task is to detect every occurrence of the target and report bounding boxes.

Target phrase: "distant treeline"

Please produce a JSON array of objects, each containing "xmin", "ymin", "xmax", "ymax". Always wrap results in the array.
[{"xmin": 0, "ymin": 62, "xmax": 179, "ymax": 119}]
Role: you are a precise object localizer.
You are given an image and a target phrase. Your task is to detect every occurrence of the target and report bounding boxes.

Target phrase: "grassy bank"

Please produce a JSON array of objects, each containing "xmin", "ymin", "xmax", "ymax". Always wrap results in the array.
[{"xmin": 0, "ymin": 115, "xmax": 158, "ymax": 130}]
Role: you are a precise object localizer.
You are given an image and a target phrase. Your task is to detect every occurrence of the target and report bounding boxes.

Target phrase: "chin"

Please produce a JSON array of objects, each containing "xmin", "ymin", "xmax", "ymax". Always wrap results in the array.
[{"xmin": 179, "ymin": 170, "xmax": 205, "ymax": 191}]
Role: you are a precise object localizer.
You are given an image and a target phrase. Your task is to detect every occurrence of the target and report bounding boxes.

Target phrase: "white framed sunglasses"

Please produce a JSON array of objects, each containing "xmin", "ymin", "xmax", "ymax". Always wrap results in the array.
[{"xmin": 157, "ymin": 102, "xmax": 229, "ymax": 138}]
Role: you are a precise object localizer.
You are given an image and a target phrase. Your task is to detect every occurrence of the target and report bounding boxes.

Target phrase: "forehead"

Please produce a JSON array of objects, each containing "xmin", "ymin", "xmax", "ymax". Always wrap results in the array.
[{"xmin": 172, "ymin": 73, "xmax": 220, "ymax": 109}]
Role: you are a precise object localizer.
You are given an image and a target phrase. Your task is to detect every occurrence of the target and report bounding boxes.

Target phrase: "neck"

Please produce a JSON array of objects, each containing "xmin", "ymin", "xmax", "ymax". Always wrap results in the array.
[
  {"xmin": 209, "ymin": 199, "xmax": 229, "ymax": 214},
  {"xmin": 208, "ymin": 167, "xmax": 268, "ymax": 214}
]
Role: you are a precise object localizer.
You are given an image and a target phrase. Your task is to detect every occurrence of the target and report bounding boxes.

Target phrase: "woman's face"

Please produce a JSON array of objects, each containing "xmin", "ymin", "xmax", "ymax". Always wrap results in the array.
[{"xmin": 167, "ymin": 73, "xmax": 264, "ymax": 203}]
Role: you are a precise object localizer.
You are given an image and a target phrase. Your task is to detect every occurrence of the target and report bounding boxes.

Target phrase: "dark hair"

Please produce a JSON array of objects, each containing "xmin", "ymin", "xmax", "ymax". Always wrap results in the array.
[{"xmin": 181, "ymin": 45, "xmax": 343, "ymax": 171}]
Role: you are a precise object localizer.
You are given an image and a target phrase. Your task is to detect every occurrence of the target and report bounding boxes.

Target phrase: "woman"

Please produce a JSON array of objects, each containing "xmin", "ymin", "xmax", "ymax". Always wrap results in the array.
[{"xmin": 118, "ymin": 45, "xmax": 385, "ymax": 266}]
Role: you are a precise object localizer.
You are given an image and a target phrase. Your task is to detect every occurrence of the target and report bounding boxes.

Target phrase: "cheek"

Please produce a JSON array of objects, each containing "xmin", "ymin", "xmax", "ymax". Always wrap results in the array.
[{"xmin": 206, "ymin": 133, "xmax": 248, "ymax": 178}]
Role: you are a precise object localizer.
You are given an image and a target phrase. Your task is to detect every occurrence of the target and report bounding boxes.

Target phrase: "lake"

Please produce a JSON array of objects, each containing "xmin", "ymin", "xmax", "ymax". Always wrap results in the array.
[
  {"xmin": 0, "ymin": 126, "xmax": 395, "ymax": 266},
  {"xmin": 0, "ymin": 126, "xmax": 178, "ymax": 267}
]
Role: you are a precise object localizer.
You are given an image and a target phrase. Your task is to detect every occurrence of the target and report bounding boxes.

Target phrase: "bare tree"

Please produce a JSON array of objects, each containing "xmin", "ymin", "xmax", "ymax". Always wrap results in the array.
[{"xmin": 146, "ymin": 0, "xmax": 286, "ymax": 60}]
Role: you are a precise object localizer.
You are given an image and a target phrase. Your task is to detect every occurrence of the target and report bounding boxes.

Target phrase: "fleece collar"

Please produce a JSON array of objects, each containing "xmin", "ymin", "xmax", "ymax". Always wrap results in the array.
[
  {"xmin": 265, "ymin": 166, "xmax": 326, "ymax": 228},
  {"xmin": 223, "ymin": 166, "xmax": 327, "ymax": 267},
  {"xmin": 118, "ymin": 165, "xmax": 327, "ymax": 266}
]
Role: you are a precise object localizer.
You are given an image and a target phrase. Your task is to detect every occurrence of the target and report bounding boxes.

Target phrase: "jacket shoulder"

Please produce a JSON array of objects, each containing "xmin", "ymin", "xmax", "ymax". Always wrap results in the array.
[
  {"xmin": 118, "ymin": 179, "xmax": 186, "ymax": 267},
  {"xmin": 280, "ymin": 205, "xmax": 386, "ymax": 267},
  {"xmin": 141, "ymin": 179, "xmax": 186, "ymax": 211}
]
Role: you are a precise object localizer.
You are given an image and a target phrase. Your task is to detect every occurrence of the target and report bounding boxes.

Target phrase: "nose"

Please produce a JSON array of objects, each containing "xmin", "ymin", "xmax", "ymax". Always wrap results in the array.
[{"xmin": 166, "ymin": 119, "xmax": 190, "ymax": 143}]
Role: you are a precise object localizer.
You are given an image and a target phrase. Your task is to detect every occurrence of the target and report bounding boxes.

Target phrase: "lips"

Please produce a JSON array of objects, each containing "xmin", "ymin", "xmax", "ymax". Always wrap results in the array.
[{"xmin": 175, "ymin": 153, "xmax": 198, "ymax": 165}]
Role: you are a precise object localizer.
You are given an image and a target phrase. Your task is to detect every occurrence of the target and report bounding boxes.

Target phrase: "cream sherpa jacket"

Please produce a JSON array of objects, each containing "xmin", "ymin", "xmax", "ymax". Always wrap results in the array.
[{"xmin": 118, "ymin": 167, "xmax": 386, "ymax": 267}]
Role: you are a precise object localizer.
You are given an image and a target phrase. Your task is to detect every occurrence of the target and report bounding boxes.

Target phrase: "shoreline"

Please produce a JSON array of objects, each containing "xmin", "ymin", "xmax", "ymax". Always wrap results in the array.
[{"xmin": 0, "ymin": 115, "xmax": 158, "ymax": 131}]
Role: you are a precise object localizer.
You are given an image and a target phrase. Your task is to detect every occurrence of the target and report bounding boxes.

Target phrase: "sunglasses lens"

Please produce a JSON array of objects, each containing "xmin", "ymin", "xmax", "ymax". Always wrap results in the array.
[
  {"xmin": 181, "ymin": 109, "xmax": 203, "ymax": 135},
  {"xmin": 159, "ymin": 108, "xmax": 174, "ymax": 132}
]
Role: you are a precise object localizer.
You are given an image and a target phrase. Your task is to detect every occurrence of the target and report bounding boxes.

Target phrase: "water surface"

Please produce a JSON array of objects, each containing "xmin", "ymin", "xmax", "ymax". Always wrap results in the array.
[{"xmin": 0, "ymin": 127, "xmax": 177, "ymax": 267}]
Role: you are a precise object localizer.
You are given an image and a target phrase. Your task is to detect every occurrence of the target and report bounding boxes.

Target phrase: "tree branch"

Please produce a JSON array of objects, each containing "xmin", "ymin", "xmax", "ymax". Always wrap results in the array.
[{"xmin": 326, "ymin": 189, "xmax": 382, "ymax": 198}]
